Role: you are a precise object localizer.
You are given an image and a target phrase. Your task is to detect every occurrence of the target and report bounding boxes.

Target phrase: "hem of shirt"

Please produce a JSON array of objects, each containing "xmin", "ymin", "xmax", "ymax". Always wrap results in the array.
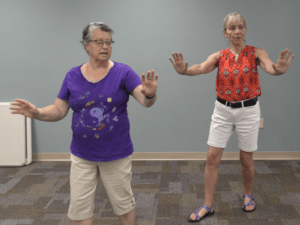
[
  {"xmin": 57, "ymin": 96, "xmax": 69, "ymax": 101},
  {"xmin": 215, "ymin": 93, "xmax": 261, "ymax": 102},
  {"xmin": 127, "ymin": 82, "xmax": 142, "ymax": 94},
  {"xmin": 70, "ymin": 148, "xmax": 134, "ymax": 162}
]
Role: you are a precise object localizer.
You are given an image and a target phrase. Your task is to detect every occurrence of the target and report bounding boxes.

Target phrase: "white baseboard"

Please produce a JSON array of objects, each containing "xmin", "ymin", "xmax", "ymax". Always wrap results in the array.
[{"xmin": 32, "ymin": 152, "xmax": 300, "ymax": 161}]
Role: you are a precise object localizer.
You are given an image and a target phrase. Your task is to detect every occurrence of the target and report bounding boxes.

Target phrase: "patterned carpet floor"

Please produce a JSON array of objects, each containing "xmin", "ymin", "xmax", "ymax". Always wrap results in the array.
[{"xmin": 0, "ymin": 160, "xmax": 300, "ymax": 225}]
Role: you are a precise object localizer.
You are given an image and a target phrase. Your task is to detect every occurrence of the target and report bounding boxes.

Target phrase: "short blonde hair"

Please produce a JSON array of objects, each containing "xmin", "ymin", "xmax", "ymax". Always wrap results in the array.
[{"xmin": 223, "ymin": 12, "xmax": 247, "ymax": 31}]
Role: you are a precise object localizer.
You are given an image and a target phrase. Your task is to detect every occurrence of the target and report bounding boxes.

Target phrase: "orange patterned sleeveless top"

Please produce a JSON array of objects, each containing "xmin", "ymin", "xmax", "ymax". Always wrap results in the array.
[{"xmin": 216, "ymin": 45, "xmax": 262, "ymax": 102}]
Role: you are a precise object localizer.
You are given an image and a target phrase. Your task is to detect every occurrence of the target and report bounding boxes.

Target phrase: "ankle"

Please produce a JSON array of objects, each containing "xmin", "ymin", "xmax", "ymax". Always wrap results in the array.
[{"xmin": 203, "ymin": 202, "xmax": 213, "ymax": 208}]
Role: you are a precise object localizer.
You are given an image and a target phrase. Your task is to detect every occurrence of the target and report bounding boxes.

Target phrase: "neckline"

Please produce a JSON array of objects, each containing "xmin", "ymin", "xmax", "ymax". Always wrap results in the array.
[
  {"xmin": 228, "ymin": 45, "xmax": 248, "ymax": 56},
  {"xmin": 80, "ymin": 61, "xmax": 115, "ymax": 84}
]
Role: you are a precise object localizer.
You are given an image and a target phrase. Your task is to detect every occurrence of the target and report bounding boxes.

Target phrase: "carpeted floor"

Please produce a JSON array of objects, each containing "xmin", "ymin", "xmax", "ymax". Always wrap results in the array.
[{"xmin": 0, "ymin": 160, "xmax": 300, "ymax": 225}]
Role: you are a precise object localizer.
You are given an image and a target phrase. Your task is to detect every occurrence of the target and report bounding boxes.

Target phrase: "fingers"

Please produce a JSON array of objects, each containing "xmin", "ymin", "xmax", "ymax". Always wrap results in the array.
[
  {"xmin": 280, "ymin": 49, "xmax": 292, "ymax": 60},
  {"xmin": 172, "ymin": 52, "xmax": 178, "ymax": 60},
  {"xmin": 280, "ymin": 49, "xmax": 294, "ymax": 62},
  {"xmin": 141, "ymin": 73, "xmax": 145, "ymax": 82},
  {"xmin": 9, "ymin": 106, "xmax": 21, "ymax": 110},
  {"xmin": 10, "ymin": 99, "xmax": 27, "ymax": 109},
  {"xmin": 185, "ymin": 61, "xmax": 188, "ymax": 69},
  {"xmin": 288, "ymin": 54, "xmax": 295, "ymax": 63},
  {"xmin": 279, "ymin": 50, "xmax": 284, "ymax": 59},
  {"xmin": 284, "ymin": 49, "xmax": 294, "ymax": 63},
  {"xmin": 169, "ymin": 57, "xmax": 175, "ymax": 65},
  {"xmin": 10, "ymin": 99, "xmax": 24, "ymax": 106},
  {"xmin": 171, "ymin": 52, "xmax": 183, "ymax": 60},
  {"xmin": 14, "ymin": 99, "xmax": 27, "ymax": 104},
  {"xmin": 9, "ymin": 104, "xmax": 22, "ymax": 114},
  {"xmin": 150, "ymin": 70, "xmax": 155, "ymax": 80},
  {"xmin": 284, "ymin": 49, "xmax": 288, "ymax": 58},
  {"xmin": 146, "ymin": 70, "xmax": 151, "ymax": 80},
  {"xmin": 142, "ymin": 70, "xmax": 158, "ymax": 84},
  {"xmin": 286, "ymin": 49, "xmax": 291, "ymax": 60}
]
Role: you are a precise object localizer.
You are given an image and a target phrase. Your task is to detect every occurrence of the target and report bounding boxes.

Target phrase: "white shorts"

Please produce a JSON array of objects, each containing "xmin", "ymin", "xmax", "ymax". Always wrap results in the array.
[{"xmin": 207, "ymin": 99, "xmax": 261, "ymax": 152}]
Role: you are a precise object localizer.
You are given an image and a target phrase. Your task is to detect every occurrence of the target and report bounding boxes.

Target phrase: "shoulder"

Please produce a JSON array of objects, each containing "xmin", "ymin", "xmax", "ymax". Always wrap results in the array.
[
  {"xmin": 66, "ymin": 65, "xmax": 83, "ymax": 76},
  {"xmin": 253, "ymin": 47, "xmax": 266, "ymax": 57},
  {"xmin": 111, "ymin": 62, "xmax": 140, "ymax": 83},
  {"xmin": 208, "ymin": 51, "xmax": 221, "ymax": 61},
  {"xmin": 112, "ymin": 61, "xmax": 130, "ymax": 70},
  {"xmin": 111, "ymin": 61, "xmax": 135, "ymax": 73}
]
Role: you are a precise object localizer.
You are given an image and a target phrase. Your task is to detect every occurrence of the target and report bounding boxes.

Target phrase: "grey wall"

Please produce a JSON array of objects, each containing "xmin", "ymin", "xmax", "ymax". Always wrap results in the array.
[{"xmin": 1, "ymin": 0, "xmax": 299, "ymax": 154}]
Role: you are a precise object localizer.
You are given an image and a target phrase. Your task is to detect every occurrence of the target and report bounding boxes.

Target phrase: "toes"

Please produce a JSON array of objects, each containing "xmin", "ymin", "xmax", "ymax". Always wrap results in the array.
[
  {"xmin": 244, "ymin": 198, "xmax": 255, "ymax": 211},
  {"xmin": 246, "ymin": 205, "xmax": 254, "ymax": 210},
  {"xmin": 190, "ymin": 213, "xmax": 195, "ymax": 220}
]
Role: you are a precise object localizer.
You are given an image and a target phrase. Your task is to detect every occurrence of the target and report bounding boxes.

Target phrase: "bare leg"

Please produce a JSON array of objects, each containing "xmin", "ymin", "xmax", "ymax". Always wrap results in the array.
[
  {"xmin": 74, "ymin": 217, "xmax": 93, "ymax": 225},
  {"xmin": 189, "ymin": 146, "xmax": 224, "ymax": 220},
  {"xmin": 240, "ymin": 150, "xmax": 255, "ymax": 211},
  {"xmin": 118, "ymin": 207, "xmax": 136, "ymax": 225}
]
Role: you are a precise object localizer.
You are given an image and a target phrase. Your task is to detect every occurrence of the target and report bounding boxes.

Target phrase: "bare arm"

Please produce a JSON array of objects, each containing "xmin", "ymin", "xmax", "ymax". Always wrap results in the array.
[
  {"xmin": 37, "ymin": 98, "xmax": 70, "ymax": 121},
  {"xmin": 255, "ymin": 47, "xmax": 295, "ymax": 76},
  {"xmin": 169, "ymin": 51, "xmax": 219, "ymax": 76},
  {"xmin": 186, "ymin": 52, "xmax": 220, "ymax": 76},
  {"xmin": 10, "ymin": 98, "xmax": 70, "ymax": 122}
]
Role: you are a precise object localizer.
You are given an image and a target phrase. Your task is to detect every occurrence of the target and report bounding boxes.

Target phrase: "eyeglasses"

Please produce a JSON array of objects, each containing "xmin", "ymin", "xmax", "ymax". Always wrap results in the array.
[{"xmin": 90, "ymin": 40, "xmax": 114, "ymax": 47}]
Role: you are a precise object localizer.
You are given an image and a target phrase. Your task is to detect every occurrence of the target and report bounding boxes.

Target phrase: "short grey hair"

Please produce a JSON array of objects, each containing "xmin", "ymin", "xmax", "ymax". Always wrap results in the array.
[
  {"xmin": 80, "ymin": 22, "xmax": 114, "ymax": 54},
  {"xmin": 223, "ymin": 12, "xmax": 247, "ymax": 45}
]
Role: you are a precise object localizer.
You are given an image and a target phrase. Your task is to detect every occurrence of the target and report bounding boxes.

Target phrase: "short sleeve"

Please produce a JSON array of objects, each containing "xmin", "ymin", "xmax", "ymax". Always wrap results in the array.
[
  {"xmin": 57, "ymin": 75, "xmax": 70, "ymax": 100},
  {"xmin": 124, "ymin": 66, "xmax": 142, "ymax": 94}
]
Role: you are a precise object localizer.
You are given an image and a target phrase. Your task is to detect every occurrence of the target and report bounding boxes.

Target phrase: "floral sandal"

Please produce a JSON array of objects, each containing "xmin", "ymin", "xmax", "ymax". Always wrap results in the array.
[
  {"xmin": 187, "ymin": 204, "xmax": 215, "ymax": 223},
  {"xmin": 242, "ymin": 194, "xmax": 256, "ymax": 212}
]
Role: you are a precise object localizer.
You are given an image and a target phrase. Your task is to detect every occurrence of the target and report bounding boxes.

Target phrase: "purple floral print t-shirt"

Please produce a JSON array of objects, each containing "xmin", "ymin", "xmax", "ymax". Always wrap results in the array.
[{"xmin": 57, "ymin": 62, "xmax": 142, "ymax": 162}]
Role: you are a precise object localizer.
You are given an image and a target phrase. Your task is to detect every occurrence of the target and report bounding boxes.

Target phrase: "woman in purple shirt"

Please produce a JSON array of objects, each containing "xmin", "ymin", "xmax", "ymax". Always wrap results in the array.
[{"xmin": 10, "ymin": 22, "xmax": 158, "ymax": 225}]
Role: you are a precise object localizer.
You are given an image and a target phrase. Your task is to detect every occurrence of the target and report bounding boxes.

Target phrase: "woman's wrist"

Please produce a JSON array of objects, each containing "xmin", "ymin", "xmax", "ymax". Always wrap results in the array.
[{"xmin": 182, "ymin": 69, "xmax": 188, "ymax": 75}]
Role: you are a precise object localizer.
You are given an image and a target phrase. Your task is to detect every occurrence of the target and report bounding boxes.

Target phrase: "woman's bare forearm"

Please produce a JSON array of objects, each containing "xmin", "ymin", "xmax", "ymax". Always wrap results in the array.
[
  {"xmin": 184, "ymin": 52, "xmax": 219, "ymax": 76},
  {"xmin": 185, "ymin": 64, "xmax": 203, "ymax": 76},
  {"xmin": 36, "ymin": 105, "xmax": 63, "ymax": 122}
]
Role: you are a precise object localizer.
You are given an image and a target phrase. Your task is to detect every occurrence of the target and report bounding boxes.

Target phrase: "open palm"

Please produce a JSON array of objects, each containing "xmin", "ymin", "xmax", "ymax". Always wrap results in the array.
[
  {"xmin": 169, "ymin": 52, "xmax": 188, "ymax": 75},
  {"xmin": 141, "ymin": 70, "xmax": 158, "ymax": 97},
  {"xmin": 273, "ymin": 49, "xmax": 295, "ymax": 74},
  {"xmin": 10, "ymin": 99, "xmax": 39, "ymax": 118}
]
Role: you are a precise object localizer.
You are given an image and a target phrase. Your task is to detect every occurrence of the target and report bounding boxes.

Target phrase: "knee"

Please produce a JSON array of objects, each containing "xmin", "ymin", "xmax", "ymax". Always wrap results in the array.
[
  {"xmin": 206, "ymin": 152, "xmax": 221, "ymax": 167},
  {"xmin": 73, "ymin": 217, "xmax": 93, "ymax": 225},
  {"xmin": 240, "ymin": 156, "xmax": 254, "ymax": 169}
]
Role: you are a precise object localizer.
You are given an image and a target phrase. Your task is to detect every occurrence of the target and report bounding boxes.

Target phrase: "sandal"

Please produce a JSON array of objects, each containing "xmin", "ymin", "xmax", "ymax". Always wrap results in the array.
[
  {"xmin": 242, "ymin": 194, "xmax": 256, "ymax": 212},
  {"xmin": 187, "ymin": 204, "xmax": 215, "ymax": 223}
]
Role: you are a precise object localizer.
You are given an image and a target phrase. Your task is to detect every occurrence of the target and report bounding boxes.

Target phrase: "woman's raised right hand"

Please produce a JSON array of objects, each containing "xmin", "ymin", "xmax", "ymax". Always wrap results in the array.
[
  {"xmin": 169, "ymin": 52, "xmax": 188, "ymax": 75},
  {"xmin": 10, "ymin": 99, "xmax": 39, "ymax": 119}
]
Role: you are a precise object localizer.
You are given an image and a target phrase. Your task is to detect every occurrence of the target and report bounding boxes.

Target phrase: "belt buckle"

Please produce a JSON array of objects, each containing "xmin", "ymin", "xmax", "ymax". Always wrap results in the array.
[{"xmin": 230, "ymin": 101, "xmax": 241, "ymax": 108}]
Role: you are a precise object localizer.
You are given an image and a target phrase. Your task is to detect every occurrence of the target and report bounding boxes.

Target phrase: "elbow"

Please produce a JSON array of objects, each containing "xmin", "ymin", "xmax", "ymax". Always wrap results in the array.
[
  {"xmin": 143, "ymin": 102, "xmax": 154, "ymax": 108},
  {"xmin": 143, "ymin": 99, "xmax": 156, "ymax": 108},
  {"xmin": 55, "ymin": 105, "xmax": 67, "ymax": 121}
]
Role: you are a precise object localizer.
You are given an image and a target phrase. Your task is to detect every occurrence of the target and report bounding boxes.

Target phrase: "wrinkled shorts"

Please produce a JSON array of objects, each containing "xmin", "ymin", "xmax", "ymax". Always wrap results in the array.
[
  {"xmin": 207, "ymin": 99, "xmax": 261, "ymax": 152},
  {"xmin": 68, "ymin": 153, "xmax": 135, "ymax": 221}
]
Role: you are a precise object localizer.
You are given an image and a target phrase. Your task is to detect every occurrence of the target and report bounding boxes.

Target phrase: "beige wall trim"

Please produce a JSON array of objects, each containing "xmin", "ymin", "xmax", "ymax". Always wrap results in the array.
[{"xmin": 33, "ymin": 152, "xmax": 300, "ymax": 161}]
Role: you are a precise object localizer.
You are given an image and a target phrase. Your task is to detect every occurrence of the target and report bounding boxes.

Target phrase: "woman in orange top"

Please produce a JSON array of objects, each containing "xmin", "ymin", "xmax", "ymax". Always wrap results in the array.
[{"xmin": 169, "ymin": 12, "xmax": 294, "ymax": 223}]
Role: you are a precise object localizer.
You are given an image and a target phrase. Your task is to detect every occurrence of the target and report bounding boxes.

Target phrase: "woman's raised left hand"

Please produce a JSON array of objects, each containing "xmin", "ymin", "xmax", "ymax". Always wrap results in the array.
[
  {"xmin": 272, "ymin": 49, "xmax": 295, "ymax": 75},
  {"xmin": 141, "ymin": 70, "xmax": 158, "ymax": 98}
]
